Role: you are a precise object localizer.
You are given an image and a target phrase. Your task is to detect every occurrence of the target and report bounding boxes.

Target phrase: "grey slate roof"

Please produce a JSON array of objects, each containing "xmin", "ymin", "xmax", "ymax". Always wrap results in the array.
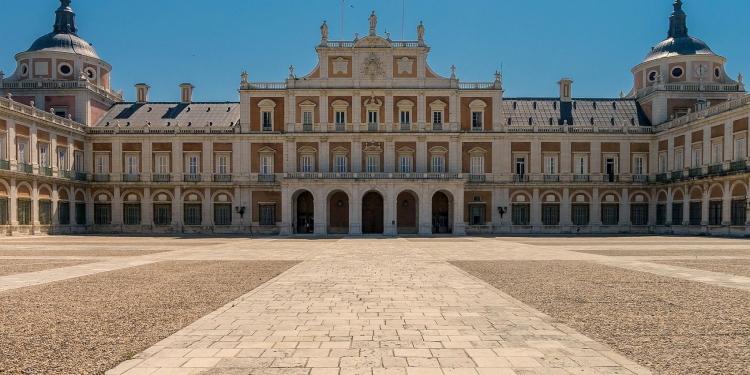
[
  {"xmin": 643, "ymin": 36, "xmax": 715, "ymax": 63},
  {"xmin": 95, "ymin": 102, "xmax": 241, "ymax": 128},
  {"xmin": 502, "ymin": 98, "xmax": 651, "ymax": 127},
  {"xmin": 27, "ymin": 33, "xmax": 100, "ymax": 58}
]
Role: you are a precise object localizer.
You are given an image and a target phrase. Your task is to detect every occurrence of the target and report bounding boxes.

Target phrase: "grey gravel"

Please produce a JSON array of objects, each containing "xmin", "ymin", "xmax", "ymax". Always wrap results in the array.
[
  {"xmin": 0, "ymin": 260, "xmax": 298, "ymax": 375},
  {"xmin": 0, "ymin": 259, "xmax": 94, "ymax": 277},
  {"xmin": 574, "ymin": 249, "xmax": 750, "ymax": 257},
  {"xmin": 452, "ymin": 260, "xmax": 750, "ymax": 375},
  {"xmin": 655, "ymin": 259, "xmax": 750, "ymax": 278},
  {"xmin": 0, "ymin": 250, "xmax": 171, "ymax": 257}
]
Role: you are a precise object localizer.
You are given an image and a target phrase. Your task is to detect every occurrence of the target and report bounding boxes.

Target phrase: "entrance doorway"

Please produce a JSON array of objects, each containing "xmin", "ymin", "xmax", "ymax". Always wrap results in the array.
[
  {"xmin": 362, "ymin": 191, "xmax": 384, "ymax": 234},
  {"xmin": 432, "ymin": 192, "xmax": 450, "ymax": 234},
  {"xmin": 328, "ymin": 191, "xmax": 349, "ymax": 234},
  {"xmin": 397, "ymin": 191, "xmax": 418, "ymax": 234},
  {"xmin": 296, "ymin": 191, "xmax": 314, "ymax": 234}
]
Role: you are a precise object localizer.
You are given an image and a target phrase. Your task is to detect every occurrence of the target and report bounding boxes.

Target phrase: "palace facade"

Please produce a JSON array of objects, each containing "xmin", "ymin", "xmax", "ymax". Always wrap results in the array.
[{"xmin": 0, "ymin": 0, "xmax": 748, "ymax": 236}]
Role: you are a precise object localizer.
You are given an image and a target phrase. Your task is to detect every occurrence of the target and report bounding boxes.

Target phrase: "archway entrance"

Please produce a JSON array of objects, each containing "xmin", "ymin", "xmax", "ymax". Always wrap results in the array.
[
  {"xmin": 362, "ymin": 191, "xmax": 384, "ymax": 234},
  {"xmin": 432, "ymin": 192, "xmax": 450, "ymax": 234},
  {"xmin": 397, "ymin": 191, "xmax": 418, "ymax": 234},
  {"xmin": 328, "ymin": 191, "xmax": 349, "ymax": 234},
  {"xmin": 296, "ymin": 191, "xmax": 314, "ymax": 234}
]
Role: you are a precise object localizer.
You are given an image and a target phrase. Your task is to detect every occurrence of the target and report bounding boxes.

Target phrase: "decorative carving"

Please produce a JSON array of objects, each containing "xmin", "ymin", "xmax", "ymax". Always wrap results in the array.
[
  {"xmin": 397, "ymin": 57, "xmax": 413, "ymax": 75},
  {"xmin": 288, "ymin": 65, "xmax": 295, "ymax": 79},
  {"xmin": 332, "ymin": 57, "xmax": 349, "ymax": 75},
  {"xmin": 450, "ymin": 65, "xmax": 456, "ymax": 79},
  {"xmin": 361, "ymin": 54, "xmax": 385, "ymax": 80}
]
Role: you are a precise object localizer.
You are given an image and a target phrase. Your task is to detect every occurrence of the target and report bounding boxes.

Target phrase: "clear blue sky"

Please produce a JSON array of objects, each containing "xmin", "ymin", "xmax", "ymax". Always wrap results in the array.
[{"xmin": 1, "ymin": 0, "xmax": 748, "ymax": 102}]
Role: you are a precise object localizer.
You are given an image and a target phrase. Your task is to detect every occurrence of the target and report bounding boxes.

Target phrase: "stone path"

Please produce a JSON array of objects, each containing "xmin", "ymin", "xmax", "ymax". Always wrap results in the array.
[{"xmin": 107, "ymin": 239, "xmax": 652, "ymax": 375}]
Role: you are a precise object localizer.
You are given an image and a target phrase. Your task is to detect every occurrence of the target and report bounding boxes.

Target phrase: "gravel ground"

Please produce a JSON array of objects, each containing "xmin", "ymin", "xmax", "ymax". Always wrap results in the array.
[
  {"xmin": 452, "ymin": 260, "xmax": 750, "ymax": 375},
  {"xmin": 0, "ymin": 259, "xmax": 94, "ymax": 277},
  {"xmin": 0, "ymin": 250, "xmax": 171, "ymax": 257},
  {"xmin": 654, "ymin": 259, "xmax": 750, "ymax": 278},
  {"xmin": 0, "ymin": 260, "xmax": 298, "ymax": 375},
  {"xmin": 574, "ymin": 249, "xmax": 750, "ymax": 257}
]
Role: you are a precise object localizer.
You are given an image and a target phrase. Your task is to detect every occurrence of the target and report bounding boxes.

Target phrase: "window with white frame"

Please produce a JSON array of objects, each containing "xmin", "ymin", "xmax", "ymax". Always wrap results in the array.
[
  {"xmin": 333, "ymin": 155, "xmax": 346, "ymax": 173},
  {"xmin": 366, "ymin": 155, "xmax": 379, "ymax": 173},
  {"xmin": 58, "ymin": 148, "xmax": 67, "ymax": 170},
  {"xmin": 469, "ymin": 99, "xmax": 486, "ymax": 131},
  {"xmin": 470, "ymin": 156, "xmax": 484, "ymax": 175},
  {"xmin": 659, "ymin": 153, "xmax": 666, "ymax": 173},
  {"xmin": 302, "ymin": 111, "xmax": 313, "ymax": 126},
  {"xmin": 260, "ymin": 155, "xmax": 273, "ymax": 175},
  {"xmin": 368, "ymin": 110, "xmax": 378, "ymax": 125},
  {"xmin": 515, "ymin": 156, "xmax": 527, "ymax": 176},
  {"xmin": 712, "ymin": 143, "xmax": 722, "ymax": 164},
  {"xmin": 431, "ymin": 155, "xmax": 445, "ymax": 173},
  {"xmin": 300, "ymin": 155, "xmax": 314, "ymax": 172},
  {"xmin": 75, "ymin": 152, "xmax": 84, "ymax": 173},
  {"xmin": 335, "ymin": 111, "xmax": 346, "ymax": 125},
  {"xmin": 0, "ymin": 135, "xmax": 5, "ymax": 160},
  {"xmin": 258, "ymin": 99, "xmax": 276, "ymax": 132},
  {"xmin": 399, "ymin": 155, "xmax": 413, "ymax": 173},
  {"xmin": 429, "ymin": 99, "xmax": 447, "ymax": 131},
  {"xmin": 692, "ymin": 147, "xmax": 702, "ymax": 167},
  {"xmin": 186, "ymin": 155, "xmax": 199, "ymax": 174},
  {"xmin": 18, "ymin": 140, "xmax": 28, "ymax": 164},
  {"xmin": 39, "ymin": 143, "xmax": 48, "ymax": 167},
  {"xmin": 633, "ymin": 156, "xmax": 645, "ymax": 175},
  {"xmin": 155, "ymin": 154, "xmax": 169, "ymax": 174},
  {"xmin": 125, "ymin": 155, "xmax": 138, "ymax": 174},
  {"xmin": 331, "ymin": 99, "xmax": 349, "ymax": 131},
  {"xmin": 574, "ymin": 154, "xmax": 588, "ymax": 174},
  {"xmin": 736, "ymin": 137, "xmax": 746, "ymax": 160},
  {"xmin": 544, "ymin": 155, "xmax": 558, "ymax": 175},
  {"xmin": 95, "ymin": 154, "xmax": 109, "ymax": 174},
  {"xmin": 216, "ymin": 155, "xmax": 229, "ymax": 174},
  {"xmin": 675, "ymin": 150, "xmax": 683, "ymax": 170},
  {"xmin": 262, "ymin": 111, "xmax": 273, "ymax": 131}
]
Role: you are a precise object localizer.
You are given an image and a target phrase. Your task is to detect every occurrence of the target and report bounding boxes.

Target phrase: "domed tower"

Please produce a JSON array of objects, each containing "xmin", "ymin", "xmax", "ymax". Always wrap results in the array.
[
  {"xmin": 629, "ymin": 0, "xmax": 745, "ymax": 125},
  {"xmin": 0, "ymin": 0, "xmax": 123, "ymax": 125}
]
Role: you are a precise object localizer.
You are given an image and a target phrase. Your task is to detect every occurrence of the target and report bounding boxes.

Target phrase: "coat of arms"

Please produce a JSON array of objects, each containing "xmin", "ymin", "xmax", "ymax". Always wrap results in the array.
[{"xmin": 361, "ymin": 54, "xmax": 385, "ymax": 80}]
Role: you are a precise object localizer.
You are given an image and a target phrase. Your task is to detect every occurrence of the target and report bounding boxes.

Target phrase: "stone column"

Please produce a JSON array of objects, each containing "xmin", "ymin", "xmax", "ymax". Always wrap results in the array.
[
  {"xmin": 531, "ymin": 188, "xmax": 541, "ymax": 232},
  {"xmin": 173, "ymin": 139, "xmax": 183, "ymax": 182},
  {"xmin": 591, "ymin": 141, "xmax": 601, "ymax": 179},
  {"xmin": 352, "ymin": 93, "xmax": 361, "ymax": 132},
  {"xmin": 314, "ymin": 188, "xmax": 327, "ymax": 235},
  {"xmin": 349, "ymin": 185, "xmax": 362, "ymax": 235},
  {"xmin": 722, "ymin": 180, "xmax": 731, "ymax": 226},
  {"xmin": 173, "ymin": 186, "xmax": 182, "ymax": 232},
  {"xmin": 666, "ymin": 186, "xmax": 673, "ymax": 226},
  {"xmin": 279, "ymin": 184, "xmax": 292, "ymax": 235},
  {"xmin": 385, "ymin": 94, "xmax": 394, "ymax": 132},
  {"xmin": 32, "ymin": 181, "xmax": 39, "ymax": 227},
  {"xmin": 561, "ymin": 187, "xmax": 571, "ymax": 232},
  {"xmin": 30, "ymin": 125, "xmax": 38, "ymax": 173},
  {"xmin": 203, "ymin": 188, "xmax": 212, "ymax": 226},
  {"xmin": 351, "ymin": 139, "xmax": 362, "ymax": 172},
  {"xmin": 418, "ymin": 185, "xmax": 431, "ymax": 235},
  {"xmin": 319, "ymin": 94, "xmax": 329, "ymax": 132},
  {"xmin": 142, "ymin": 140, "xmax": 152, "ymax": 180},
  {"xmin": 384, "ymin": 137, "xmax": 395, "ymax": 173},
  {"xmin": 112, "ymin": 186, "xmax": 122, "ymax": 227},
  {"xmin": 50, "ymin": 136, "xmax": 58, "ymax": 175},
  {"xmin": 202, "ymin": 140, "xmax": 212, "ymax": 182},
  {"xmin": 449, "ymin": 136, "xmax": 460, "ymax": 173},
  {"xmin": 701, "ymin": 183, "xmax": 709, "ymax": 234},
  {"xmin": 620, "ymin": 188, "xmax": 630, "ymax": 231},
  {"xmin": 319, "ymin": 138, "xmax": 329, "ymax": 172},
  {"xmin": 384, "ymin": 184, "xmax": 396, "ymax": 236},
  {"xmin": 591, "ymin": 187, "xmax": 600, "ymax": 233},
  {"xmin": 142, "ymin": 187, "xmax": 152, "ymax": 230},
  {"xmin": 619, "ymin": 141, "xmax": 630, "ymax": 178},
  {"xmin": 453, "ymin": 187, "xmax": 466, "ymax": 235},
  {"xmin": 416, "ymin": 136, "xmax": 427, "ymax": 173},
  {"xmin": 51, "ymin": 184, "xmax": 59, "ymax": 226}
]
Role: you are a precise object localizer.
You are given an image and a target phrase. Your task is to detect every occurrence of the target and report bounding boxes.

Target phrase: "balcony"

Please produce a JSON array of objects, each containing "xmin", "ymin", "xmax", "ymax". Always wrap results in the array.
[
  {"xmin": 40, "ymin": 167, "xmax": 52, "ymax": 177},
  {"xmin": 730, "ymin": 160, "xmax": 747, "ymax": 172},
  {"xmin": 400, "ymin": 122, "xmax": 411, "ymax": 131},
  {"xmin": 19, "ymin": 163, "xmax": 32, "ymax": 174},
  {"xmin": 573, "ymin": 174, "xmax": 589, "ymax": 182},
  {"xmin": 335, "ymin": 123, "xmax": 345, "ymax": 132},
  {"xmin": 183, "ymin": 174, "xmax": 202, "ymax": 182},
  {"xmin": 468, "ymin": 174, "xmax": 486, "ymax": 183},
  {"xmin": 74, "ymin": 172, "xmax": 87, "ymax": 181},
  {"xmin": 213, "ymin": 174, "xmax": 232, "ymax": 182},
  {"xmin": 708, "ymin": 164, "xmax": 723, "ymax": 175},
  {"xmin": 543, "ymin": 174, "xmax": 560, "ymax": 183},
  {"xmin": 513, "ymin": 174, "xmax": 530, "ymax": 183},
  {"xmin": 432, "ymin": 122, "xmax": 443, "ymax": 131},
  {"xmin": 258, "ymin": 174, "xmax": 276, "ymax": 183},
  {"xmin": 655, "ymin": 173, "xmax": 668, "ymax": 183},
  {"xmin": 604, "ymin": 174, "xmax": 619, "ymax": 183},
  {"xmin": 689, "ymin": 167, "xmax": 703, "ymax": 178},
  {"xmin": 368, "ymin": 123, "xmax": 378, "ymax": 132},
  {"xmin": 152, "ymin": 174, "xmax": 171, "ymax": 183},
  {"xmin": 285, "ymin": 172, "xmax": 462, "ymax": 180},
  {"xmin": 0, "ymin": 160, "xmax": 8, "ymax": 170},
  {"xmin": 302, "ymin": 123, "xmax": 313, "ymax": 132},
  {"xmin": 671, "ymin": 171, "xmax": 684, "ymax": 181},
  {"xmin": 122, "ymin": 174, "xmax": 140, "ymax": 182},
  {"xmin": 59, "ymin": 170, "xmax": 71, "ymax": 179},
  {"xmin": 632, "ymin": 174, "xmax": 650, "ymax": 183},
  {"xmin": 93, "ymin": 173, "xmax": 110, "ymax": 182}
]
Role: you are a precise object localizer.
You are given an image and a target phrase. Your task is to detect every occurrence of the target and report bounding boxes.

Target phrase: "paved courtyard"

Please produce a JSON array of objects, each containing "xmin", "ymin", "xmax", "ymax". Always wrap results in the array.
[{"xmin": 0, "ymin": 236, "xmax": 749, "ymax": 375}]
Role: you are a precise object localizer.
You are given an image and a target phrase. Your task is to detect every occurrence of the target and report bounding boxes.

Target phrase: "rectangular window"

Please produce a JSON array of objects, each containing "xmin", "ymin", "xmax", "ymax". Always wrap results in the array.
[
  {"xmin": 572, "ymin": 204, "xmax": 589, "ymax": 226},
  {"xmin": 184, "ymin": 204, "xmax": 202, "ymax": 226},
  {"xmin": 659, "ymin": 154, "xmax": 666, "ymax": 174},
  {"xmin": 708, "ymin": 201, "xmax": 722, "ymax": 226},
  {"xmin": 75, "ymin": 152, "xmax": 84, "ymax": 173},
  {"xmin": 0, "ymin": 198, "xmax": 8, "ymax": 225},
  {"xmin": 123, "ymin": 203, "xmax": 141, "ymax": 225},
  {"xmin": 736, "ymin": 138, "xmax": 746, "ymax": 161},
  {"xmin": 335, "ymin": 111, "xmax": 346, "ymax": 125},
  {"xmin": 601, "ymin": 204, "xmax": 619, "ymax": 226},
  {"xmin": 468, "ymin": 204, "xmax": 486, "ymax": 225},
  {"xmin": 675, "ymin": 151, "xmax": 683, "ymax": 170},
  {"xmin": 95, "ymin": 154, "xmax": 109, "ymax": 174},
  {"xmin": 432, "ymin": 111, "xmax": 443, "ymax": 130},
  {"xmin": 153, "ymin": 204, "xmax": 172, "ymax": 226},
  {"xmin": 672, "ymin": 203, "xmax": 683, "ymax": 225},
  {"xmin": 689, "ymin": 202, "xmax": 702, "ymax": 225},
  {"xmin": 512, "ymin": 204, "xmax": 530, "ymax": 225},
  {"xmin": 262, "ymin": 111, "xmax": 273, "ymax": 131},
  {"xmin": 399, "ymin": 155, "xmax": 413, "ymax": 173},
  {"xmin": 187, "ymin": 155, "xmax": 199, "ymax": 174},
  {"xmin": 633, "ymin": 156, "xmax": 644, "ymax": 175},
  {"xmin": 366, "ymin": 155, "xmax": 379, "ymax": 173},
  {"xmin": 125, "ymin": 155, "xmax": 138, "ymax": 174},
  {"xmin": 431, "ymin": 156, "xmax": 445, "ymax": 173},
  {"xmin": 94, "ymin": 203, "xmax": 111, "ymax": 225},
  {"xmin": 470, "ymin": 156, "xmax": 484, "ymax": 175},
  {"xmin": 541, "ymin": 204, "xmax": 560, "ymax": 225},
  {"xmin": 631, "ymin": 204, "xmax": 648, "ymax": 226},
  {"xmin": 259, "ymin": 204, "xmax": 276, "ymax": 226},
  {"xmin": 18, "ymin": 141, "xmax": 28, "ymax": 164},
  {"xmin": 731, "ymin": 200, "xmax": 746, "ymax": 226},
  {"xmin": 260, "ymin": 155, "xmax": 273, "ymax": 175},
  {"xmin": 39, "ymin": 144, "xmax": 48, "ymax": 167},
  {"xmin": 656, "ymin": 204, "xmax": 667, "ymax": 225},
  {"xmin": 334, "ymin": 155, "xmax": 347, "ymax": 173},
  {"xmin": 39, "ymin": 201, "xmax": 52, "ymax": 225},
  {"xmin": 544, "ymin": 156, "xmax": 557, "ymax": 175},
  {"xmin": 712, "ymin": 143, "xmax": 722, "ymax": 164},
  {"xmin": 75, "ymin": 203, "xmax": 86, "ymax": 225},
  {"xmin": 368, "ymin": 110, "xmax": 378, "ymax": 124},
  {"xmin": 471, "ymin": 112, "xmax": 483, "ymax": 130},
  {"xmin": 400, "ymin": 110, "xmax": 411, "ymax": 124},
  {"xmin": 0, "ymin": 136, "xmax": 5, "ymax": 160},
  {"xmin": 155, "ymin": 155, "xmax": 169, "ymax": 174},
  {"xmin": 58, "ymin": 148, "xmax": 67, "ymax": 170},
  {"xmin": 216, "ymin": 155, "xmax": 229, "ymax": 174},
  {"xmin": 574, "ymin": 155, "xmax": 588, "ymax": 175},
  {"xmin": 58, "ymin": 201, "xmax": 70, "ymax": 225},
  {"xmin": 17, "ymin": 199, "xmax": 31, "ymax": 225},
  {"xmin": 516, "ymin": 157, "xmax": 526, "ymax": 176},
  {"xmin": 693, "ymin": 147, "xmax": 702, "ymax": 167},
  {"xmin": 302, "ymin": 111, "xmax": 313, "ymax": 126},
  {"xmin": 300, "ymin": 155, "xmax": 314, "ymax": 172},
  {"xmin": 214, "ymin": 203, "xmax": 232, "ymax": 225}
]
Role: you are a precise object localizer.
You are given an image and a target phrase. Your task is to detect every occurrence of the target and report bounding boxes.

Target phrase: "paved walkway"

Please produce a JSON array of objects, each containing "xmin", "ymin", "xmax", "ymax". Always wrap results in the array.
[{"xmin": 108, "ymin": 239, "xmax": 651, "ymax": 375}]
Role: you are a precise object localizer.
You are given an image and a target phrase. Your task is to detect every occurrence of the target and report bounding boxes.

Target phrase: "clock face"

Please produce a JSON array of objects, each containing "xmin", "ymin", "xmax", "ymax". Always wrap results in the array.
[{"xmin": 694, "ymin": 64, "xmax": 708, "ymax": 78}]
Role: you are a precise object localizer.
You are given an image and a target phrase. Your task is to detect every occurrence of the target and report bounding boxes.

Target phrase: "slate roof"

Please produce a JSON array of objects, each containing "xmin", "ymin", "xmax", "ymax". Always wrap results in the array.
[
  {"xmin": 502, "ymin": 98, "xmax": 651, "ymax": 127},
  {"xmin": 95, "ymin": 102, "xmax": 241, "ymax": 128}
]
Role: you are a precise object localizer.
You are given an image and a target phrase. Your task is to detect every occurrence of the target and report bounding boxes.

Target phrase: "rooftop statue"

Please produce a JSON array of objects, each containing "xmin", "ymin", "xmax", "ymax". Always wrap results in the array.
[
  {"xmin": 320, "ymin": 21, "xmax": 328, "ymax": 41},
  {"xmin": 417, "ymin": 21, "xmax": 425, "ymax": 41},
  {"xmin": 369, "ymin": 11, "xmax": 377, "ymax": 36}
]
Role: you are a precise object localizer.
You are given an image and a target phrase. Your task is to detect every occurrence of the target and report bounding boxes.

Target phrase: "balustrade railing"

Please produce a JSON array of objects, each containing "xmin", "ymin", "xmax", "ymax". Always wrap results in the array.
[
  {"xmin": 335, "ymin": 123, "xmax": 346, "ymax": 132},
  {"xmin": 40, "ymin": 167, "xmax": 52, "ymax": 176},
  {"xmin": 730, "ymin": 160, "xmax": 747, "ymax": 172},
  {"xmin": 122, "ymin": 174, "xmax": 140, "ymax": 182},
  {"xmin": 368, "ymin": 123, "xmax": 378, "ymax": 132},
  {"xmin": 258, "ymin": 174, "xmax": 277, "ymax": 183},
  {"xmin": 655, "ymin": 173, "xmax": 668, "ymax": 183},
  {"xmin": 19, "ymin": 163, "xmax": 32, "ymax": 174},
  {"xmin": 543, "ymin": 175, "xmax": 560, "ymax": 183},
  {"xmin": 689, "ymin": 167, "xmax": 703, "ymax": 178},
  {"xmin": 183, "ymin": 174, "xmax": 202, "ymax": 182},
  {"xmin": 513, "ymin": 174, "xmax": 530, "ymax": 182},
  {"xmin": 708, "ymin": 164, "xmax": 723, "ymax": 175},
  {"xmin": 74, "ymin": 172, "xmax": 87, "ymax": 181},
  {"xmin": 632, "ymin": 174, "xmax": 650, "ymax": 183},
  {"xmin": 213, "ymin": 174, "xmax": 232, "ymax": 182},
  {"xmin": 0, "ymin": 160, "xmax": 9, "ymax": 170},
  {"xmin": 58, "ymin": 170, "xmax": 71, "ymax": 179},
  {"xmin": 671, "ymin": 171, "xmax": 684, "ymax": 181},
  {"xmin": 468, "ymin": 174, "xmax": 486, "ymax": 183},
  {"xmin": 573, "ymin": 174, "xmax": 590, "ymax": 182},
  {"xmin": 400, "ymin": 123, "xmax": 411, "ymax": 131},
  {"xmin": 152, "ymin": 174, "xmax": 171, "ymax": 182},
  {"xmin": 93, "ymin": 174, "xmax": 110, "ymax": 182}
]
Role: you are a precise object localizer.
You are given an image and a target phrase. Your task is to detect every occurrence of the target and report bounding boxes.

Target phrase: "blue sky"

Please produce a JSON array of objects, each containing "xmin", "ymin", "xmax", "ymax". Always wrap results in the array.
[{"xmin": 1, "ymin": 0, "xmax": 748, "ymax": 102}]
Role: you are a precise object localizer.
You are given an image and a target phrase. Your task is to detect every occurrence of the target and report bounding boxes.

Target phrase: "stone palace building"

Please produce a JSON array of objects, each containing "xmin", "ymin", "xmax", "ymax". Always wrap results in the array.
[{"xmin": 0, "ymin": 0, "xmax": 748, "ymax": 236}]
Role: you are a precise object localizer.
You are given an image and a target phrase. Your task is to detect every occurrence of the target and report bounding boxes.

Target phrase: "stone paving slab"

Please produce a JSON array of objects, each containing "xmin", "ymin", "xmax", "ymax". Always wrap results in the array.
[{"xmin": 108, "ymin": 239, "xmax": 652, "ymax": 375}]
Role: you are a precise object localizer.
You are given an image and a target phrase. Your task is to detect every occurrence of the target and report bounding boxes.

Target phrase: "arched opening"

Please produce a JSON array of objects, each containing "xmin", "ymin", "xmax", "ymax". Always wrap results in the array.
[
  {"xmin": 295, "ymin": 191, "xmax": 314, "ymax": 234},
  {"xmin": 432, "ymin": 191, "xmax": 451, "ymax": 234},
  {"xmin": 362, "ymin": 191, "xmax": 384, "ymax": 234},
  {"xmin": 328, "ymin": 191, "xmax": 349, "ymax": 234},
  {"xmin": 397, "ymin": 191, "xmax": 418, "ymax": 234}
]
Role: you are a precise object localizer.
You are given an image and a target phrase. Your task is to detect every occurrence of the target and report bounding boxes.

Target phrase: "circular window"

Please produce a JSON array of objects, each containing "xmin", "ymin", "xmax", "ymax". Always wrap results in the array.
[
  {"xmin": 85, "ymin": 67, "xmax": 96, "ymax": 80},
  {"xmin": 58, "ymin": 63, "xmax": 72, "ymax": 76},
  {"xmin": 671, "ymin": 67, "xmax": 683, "ymax": 78},
  {"xmin": 714, "ymin": 67, "xmax": 721, "ymax": 78},
  {"xmin": 20, "ymin": 63, "xmax": 28, "ymax": 76},
  {"xmin": 648, "ymin": 70, "xmax": 658, "ymax": 82}
]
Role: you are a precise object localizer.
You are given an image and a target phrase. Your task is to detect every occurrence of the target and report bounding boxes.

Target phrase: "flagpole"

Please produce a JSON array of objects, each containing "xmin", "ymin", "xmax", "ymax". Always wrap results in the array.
[
  {"xmin": 401, "ymin": 0, "xmax": 405, "ymax": 40},
  {"xmin": 342, "ymin": 0, "xmax": 345, "ymax": 40}
]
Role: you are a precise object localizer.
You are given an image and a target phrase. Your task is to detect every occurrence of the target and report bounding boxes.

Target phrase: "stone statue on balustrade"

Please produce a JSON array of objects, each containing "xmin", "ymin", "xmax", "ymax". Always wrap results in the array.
[
  {"xmin": 369, "ymin": 11, "xmax": 377, "ymax": 36},
  {"xmin": 320, "ymin": 21, "xmax": 329, "ymax": 41}
]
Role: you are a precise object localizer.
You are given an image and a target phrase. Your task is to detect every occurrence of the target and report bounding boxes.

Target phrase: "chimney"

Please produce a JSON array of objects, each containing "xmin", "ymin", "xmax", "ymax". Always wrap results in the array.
[
  {"xmin": 135, "ymin": 83, "xmax": 150, "ymax": 103},
  {"xmin": 558, "ymin": 79, "xmax": 573, "ymax": 102},
  {"xmin": 180, "ymin": 83, "xmax": 194, "ymax": 104}
]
